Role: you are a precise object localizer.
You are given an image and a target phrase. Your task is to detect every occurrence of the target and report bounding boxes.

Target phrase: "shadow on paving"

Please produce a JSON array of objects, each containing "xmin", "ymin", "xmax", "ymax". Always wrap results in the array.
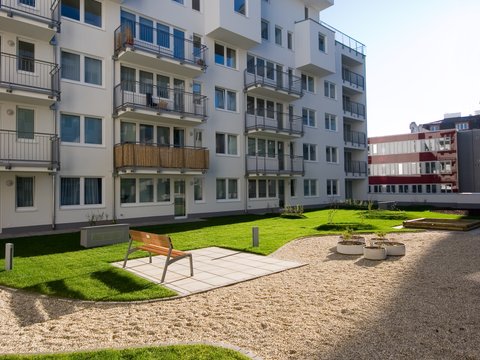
[{"xmin": 318, "ymin": 230, "xmax": 480, "ymax": 359}]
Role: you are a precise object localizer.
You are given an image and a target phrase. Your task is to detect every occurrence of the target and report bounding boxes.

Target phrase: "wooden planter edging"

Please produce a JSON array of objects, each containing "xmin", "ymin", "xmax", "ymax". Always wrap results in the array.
[
  {"xmin": 403, "ymin": 218, "xmax": 480, "ymax": 231},
  {"xmin": 80, "ymin": 224, "xmax": 130, "ymax": 248}
]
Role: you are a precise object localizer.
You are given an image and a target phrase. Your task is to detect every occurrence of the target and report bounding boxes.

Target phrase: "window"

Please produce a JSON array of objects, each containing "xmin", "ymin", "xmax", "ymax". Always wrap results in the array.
[
  {"xmin": 287, "ymin": 31, "xmax": 293, "ymax": 50},
  {"xmin": 261, "ymin": 19, "xmax": 269, "ymax": 40},
  {"xmin": 139, "ymin": 70, "xmax": 153, "ymax": 94},
  {"xmin": 215, "ymin": 87, "xmax": 236, "ymax": 111},
  {"xmin": 60, "ymin": 177, "xmax": 80, "ymax": 206},
  {"xmin": 248, "ymin": 179, "xmax": 276, "ymax": 198},
  {"xmin": 301, "ymin": 74, "xmax": 314, "ymax": 92},
  {"xmin": 172, "ymin": 0, "xmax": 184, "ymax": 4},
  {"xmin": 139, "ymin": 17, "xmax": 153, "ymax": 43},
  {"xmin": 61, "ymin": 114, "xmax": 102, "ymax": 145},
  {"xmin": 192, "ymin": 81, "xmax": 202, "ymax": 104},
  {"xmin": 19, "ymin": 0, "xmax": 35, "ymax": 6},
  {"xmin": 157, "ymin": 178, "xmax": 171, "ymax": 202},
  {"xmin": 157, "ymin": 23, "xmax": 170, "ymax": 48},
  {"xmin": 216, "ymin": 133, "xmax": 238, "ymax": 155},
  {"xmin": 318, "ymin": 33, "xmax": 326, "ymax": 52},
  {"xmin": 61, "ymin": 177, "xmax": 102, "ymax": 206},
  {"xmin": 304, "ymin": 179, "xmax": 317, "ymax": 197},
  {"xmin": 62, "ymin": 0, "xmax": 102, "ymax": 27},
  {"xmin": 120, "ymin": 178, "xmax": 136, "ymax": 204},
  {"xmin": 326, "ymin": 146, "xmax": 338, "ymax": 163},
  {"xmin": 302, "ymin": 108, "xmax": 315, "ymax": 127},
  {"xmin": 84, "ymin": 177, "xmax": 102, "ymax": 204},
  {"xmin": 324, "ymin": 81, "xmax": 336, "ymax": 99},
  {"xmin": 194, "ymin": 178, "xmax": 204, "ymax": 201},
  {"xmin": 455, "ymin": 122, "xmax": 469, "ymax": 131},
  {"xmin": 120, "ymin": 66, "xmax": 135, "ymax": 92},
  {"xmin": 214, "ymin": 43, "xmax": 236, "ymax": 68},
  {"xmin": 398, "ymin": 185, "xmax": 408, "ymax": 193},
  {"xmin": 412, "ymin": 184, "xmax": 422, "ymax": 193},
  {"xmin": 61, "ymin": 51, "xmax": 102, "ymax": 86},
  {"xmin": 303, "ymin": 143, "xmax": 316, "ymax": 161},
  {"xmin": 234, "ymin": 0, "xmax": 246, "ymax": 15},
  {"xmin": 440, "ymin": 184, "xmax": 452, "ymax": 193},
  {"xmin": 16, "ymin": 176, "xmax": 34, "ymax": 208},
  {"xmin": 426, "ymin": 184, "xmax": 437, "ymax": 194},
  {"xmin": 325, "ymin": 113, "xmax": 337, "ymax": 131},
  {"xmin": 121, "ymin": 122, "xmax": 136, "ymax": 143},
  {"xmin": 18, "ymin": 41, "xmax": 34, "ymax": 72},
  {"xmin": 275, "ymin": 26, "xmax": 282, "ymax": 45},
  {"xmin": 192, "ymin": 0, "xmax": 200, "ymax": 11},
  {"xmin": 139, "ymin": 178, "xmax": 154, "ymax": 203},
  {"xmin": 290, "ymin": 179, "xmax": 296, "ymax": 197},
  {"xmin": 216, "ymin": 179, "xmax": 238, "ymax": 200},
  {"xmin": 430, "ymin": 125, "xmax": 440, "ymax": 131},
  {"xmin": 326, "ymin": 179, "xmax": 338, "ymax": 196},
  {"xmin": 17, "ymin": 108, "xmax": 34, "ymax": 140}
]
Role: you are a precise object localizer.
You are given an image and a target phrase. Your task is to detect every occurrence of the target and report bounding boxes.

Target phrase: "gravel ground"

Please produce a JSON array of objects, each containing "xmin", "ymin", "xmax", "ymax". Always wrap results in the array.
[{"xmin": 1, "ymin": 230, "xmax": 480, "ymax": 359}]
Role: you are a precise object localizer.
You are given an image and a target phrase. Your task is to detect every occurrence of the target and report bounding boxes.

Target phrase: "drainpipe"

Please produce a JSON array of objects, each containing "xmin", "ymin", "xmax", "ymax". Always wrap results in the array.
[
  {"xmin": 51, "ymin": 33, "xmax": 59, "ymax": 230},
  {"xmin": 112, "ymin": 53, "xmax": 117, "ymax": 223}
]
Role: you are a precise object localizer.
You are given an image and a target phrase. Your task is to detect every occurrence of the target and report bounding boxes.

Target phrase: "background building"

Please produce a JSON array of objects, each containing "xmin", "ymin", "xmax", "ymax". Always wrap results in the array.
[
  {"xmin": 0, "ymin": 0, "xmax": 368, "ymax": 233},
  {"xmin": 369, "ymin": 113, "xmax": 480, "ymax": 208}
]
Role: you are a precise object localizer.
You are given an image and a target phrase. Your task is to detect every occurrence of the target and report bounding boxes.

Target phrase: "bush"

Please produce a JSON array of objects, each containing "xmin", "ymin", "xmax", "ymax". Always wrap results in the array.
[
  {"xmin": 280, "ymin": 204, "xmax": 305, "ymax": 219},
  {"xmin": 361, "ymin": 210, "xmax": 408, "ymax": 220},
  {"xmin": 316, "ymin": 222, "xmax": 376, "ymax": 231}
]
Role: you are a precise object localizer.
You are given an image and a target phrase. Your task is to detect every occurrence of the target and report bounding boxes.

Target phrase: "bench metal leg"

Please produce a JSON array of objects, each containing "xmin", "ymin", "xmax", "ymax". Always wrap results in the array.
[
  {"xmin": 160, "ymin": 255, "xmax": 170, "ymax": 283},
  {"xmin": 122, "ymin": 239, "xmax": 134, "ymax": 268}
]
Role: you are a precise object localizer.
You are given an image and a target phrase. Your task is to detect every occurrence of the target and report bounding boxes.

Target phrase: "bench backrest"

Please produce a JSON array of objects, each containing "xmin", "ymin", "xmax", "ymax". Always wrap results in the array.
[{"xmin": 129, "ymin": 230, "xmax": 172, "ymax": 249}]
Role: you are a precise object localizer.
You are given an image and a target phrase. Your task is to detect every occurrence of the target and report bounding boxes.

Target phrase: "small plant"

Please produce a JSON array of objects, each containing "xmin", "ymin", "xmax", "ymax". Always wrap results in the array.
[
  {"xmin": 86, "ymin": 211, "xmax": 108, "ymax": 226},
  {"xmin": 367, "ymin": 199, "xmax": 375, "ymax": 211},
  {"xmin": 280, "ymin": 204, "xmax": 304, "ymax": 218},
  {"xmin": 327, "ymin": 199, "xmax": 338, "ymax": 224},
  {"xmin": 341, "ymin": 227, "xmax": 354, "ymax": 241},
  {"xmin": 374, "ymin": 231, "xmax": 387, "ymax": 239}
]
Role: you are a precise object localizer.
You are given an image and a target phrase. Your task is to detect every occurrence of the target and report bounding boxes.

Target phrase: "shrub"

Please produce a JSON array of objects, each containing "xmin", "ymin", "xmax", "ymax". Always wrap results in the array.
[
  {"xmin": 280, "ymin": 204, "xmax": 305, "ymax": 219},
  {"xmin": 361, "ymin": 210, "xmax": 408, "ymax": 220},
  {"xmin": 316, "ymin": 222, "xmax": 376, "ymax": 231}
]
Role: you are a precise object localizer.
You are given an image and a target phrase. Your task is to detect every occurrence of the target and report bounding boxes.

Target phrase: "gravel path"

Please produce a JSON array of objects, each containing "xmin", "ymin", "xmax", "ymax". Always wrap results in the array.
[{"xmin": 1, "ymin": 230, "xmax": 480, "ymax": 359}]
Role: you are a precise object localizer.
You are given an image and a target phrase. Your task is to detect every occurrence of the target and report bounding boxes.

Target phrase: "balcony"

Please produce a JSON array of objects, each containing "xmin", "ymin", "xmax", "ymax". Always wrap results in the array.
[
  {"xmin": 244, "ymin": 66, "xmax": 302, "ymax": 102},
  {"xmin": 0, "ymin": 129, "xmax": 59, "ymax": 172},
  {"xmin": 114, "ymin": 143, "xmax": 209, "ymax": 174},
  {"xmin": 204, "ymin": 0, "xmax": 261, "ymax": 49},
  {"xmin": 342, "ymin": 68, "xmax": 365, "ymax": 92},
  {"xmin": 0, "ymin": 0, "xmax": 60, "ymax": 42},
  {"xmin": 0, "ymin": 52, "xmax": 60, "ymax": 105},
  {"xmin": 114, "ymin": 22, "xmax": 207, "ymax": 78},
  {"xmin": 245, "ymin": 110, "xmax": 303, "ymax": 139},
  {"xmin": 345, "ymin": 160, "xmax": 367, "ymax": 177},
  {"xmin": 344, "ymin": 130, "xmax": 367, "ymax": 149},
  {"xmin": 114, "ymin": 81, "xmax": 207, "ymax": 126},
  {"xmin": 304, "ymin": 0, "xmax": 334, "ymax": 11},
  {"xmin": 343, "ymin": 97, "xmax": 366, "ymax": 120},
  {"xmin": 246, "ymin": 155, "xmax": 304, "ymax": 176},
  {"xmin": 294, "ymin": 19, "xmax": 336, "ymax": 77}
]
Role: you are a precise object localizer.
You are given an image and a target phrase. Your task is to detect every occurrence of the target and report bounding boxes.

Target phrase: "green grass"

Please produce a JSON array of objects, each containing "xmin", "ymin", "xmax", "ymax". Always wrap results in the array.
[
  {"xmin": 0, "ymin": 344, "xmax": 250, "ymax": 360},
  {"xmin": 0, "ymin": 209, "xmax": 465, "ymax": 301}
]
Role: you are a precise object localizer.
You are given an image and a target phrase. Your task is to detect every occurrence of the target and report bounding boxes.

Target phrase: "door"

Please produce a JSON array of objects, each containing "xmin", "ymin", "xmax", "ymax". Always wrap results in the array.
[
  {"xmin": 276, "ymin": 103, "xmax": 283, "ymax": 130},
  {"xmin": 345, "ymin": 151, "xmax": 352, "ymax": 173},
  {"xmin": 174, "ymin": 179, "xmax": 186, "ymax": 218},
  {"xmin": 278, "ymin": 180, "xmax": 285, "ymax": 208},
  {"xmin": 276, "ymin": 64, "xmax": 283, "ymax": 89},
  {"xmin": 173, "ymin": 78, "xmax": 185, "ymax": 112},
  {"xmin": 278, "ymin": 142, "xmax": 285, "ymax": 172},
  {"xmin": 173, "ymin": 127, "xmax": 185, "ymax": 147},
  {"xmin": 173, "ymin": 29, "xmax": 185, "ymax": 60},
  {"xmin": 345, "ymin": 180, "xmax": 353, "ymax": 200}
]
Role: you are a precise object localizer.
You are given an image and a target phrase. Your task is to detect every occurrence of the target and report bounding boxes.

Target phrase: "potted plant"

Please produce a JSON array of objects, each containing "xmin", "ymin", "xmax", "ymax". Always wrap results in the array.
[
  {"xmin": 372, "ymin": 232, "xmax": 406, "ymax": 256},
  {"xmin": 336, "ymin": 228, "xmax": 365, "ymax": 255},
  {"xmin": 363, "ymin": 242, "xmax": 387, "ymax": 260},
  {"xmin": 196, "ymin": 58, "xmax": 205, "ymax": 66},
  {"xmin": 124, "ymin": 25, "xmax": 134, "ymax": 46}
]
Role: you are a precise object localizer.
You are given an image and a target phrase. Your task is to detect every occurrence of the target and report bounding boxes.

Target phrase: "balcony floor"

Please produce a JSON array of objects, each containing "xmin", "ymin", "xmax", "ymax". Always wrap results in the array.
[
  {"xmin": 0, "ymin": 11, "xmax": 57, "ymax": 42},
  {"xmin": 115, "ymin": 106, "xmax": 205, "ymax": 127},
  {"xmin": 0, "ymin": 87, "xmax": 58, "ymax": 106}
]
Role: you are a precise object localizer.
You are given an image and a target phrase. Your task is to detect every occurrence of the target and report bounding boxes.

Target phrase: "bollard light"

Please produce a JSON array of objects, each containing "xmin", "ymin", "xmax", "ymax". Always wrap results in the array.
[
  {"xmin": 252, "ymin": 227, "xmax": 259, "ymax": 247},
  {"xmin": 5, "ymin": 243, "xmax": 13, "ymax": 271}
]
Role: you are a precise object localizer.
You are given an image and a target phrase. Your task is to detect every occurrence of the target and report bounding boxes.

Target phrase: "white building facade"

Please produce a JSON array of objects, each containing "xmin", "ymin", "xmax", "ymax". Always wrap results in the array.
[{"xmin": 0, "ymin": 0, "xmax": 367, "ymax": 233}]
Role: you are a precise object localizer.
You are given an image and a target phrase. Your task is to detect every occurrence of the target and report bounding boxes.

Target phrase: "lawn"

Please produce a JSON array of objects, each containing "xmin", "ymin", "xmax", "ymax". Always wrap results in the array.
[
  {"xmin": 0, "ymin": 209, "xmax": 463, "ymax": 301},
  {"xmin": 0, "ymin": 344, "xmax": 250, "ymax": 360}
]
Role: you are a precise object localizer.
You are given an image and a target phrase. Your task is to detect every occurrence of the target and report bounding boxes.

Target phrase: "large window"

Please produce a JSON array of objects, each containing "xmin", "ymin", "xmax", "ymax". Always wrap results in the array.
[
  {"xmin": 326, "ymin": 179, "xmax": 338, "ymax": 196},
  {"xmin": 303, "ymin": 143, "xmax": 316, "ymax": 161},
  {"xmin": 216, "ymin": 133, "xmax": 238, "ymax": 155},
  {"xmin": 304, "ymin": 179, "xmax": 317, "ymax": 197},
  {"xmin": 16, "ymin": 176, "xmax": 34, "ymax": 208},
  {"xmin": 325, "ymin": 113, "xmax": 337, "ymax": 131},
  {"xmin": 214, "ymin": 43, "xmax": 236, "ymax": 68},
  {"xmin": 215, "ymin": 87, "xmax": 236, "ymax": 111},
  {"xmin": 18, "ymin": 41, "xmax": 34, "ymax": 73},
  {"xmin": 216, "ymin": 179, "xmax": 238, "ymax": 200},
  {"xmin": 324, "ymin": 80, "xmax": 336, "ymax": 99},
  {"xmin": 61, "ymin": 177, "xmax": 102, "ymax": 206},
  {"xmin": 61, "ymin": 114, "xmax": 102, "ymax": 145},
  {"xmin": 302, "ymin": 108, "xmax": 316, "ymax": 127},
  {"xmin": 17, "ymin": 108, "xmax": 34, "ymax": 140},
  {"xmin": 61, "ymin": 51, "xmax": 103, "ymax": 86},
  {"xmin": 248, "ymin": 179, "xmax": 277, "ymax": 199},
  {"xmin": 326, "ymin": 146, "xmax": 338, "ymax": 163},
  {"xmin": 62, "ymin": 0, "xmax": 102, "ymax": 27},
  {"xmin": 234, "ymin": 0, "xmax": 246, "ymax": 15}
]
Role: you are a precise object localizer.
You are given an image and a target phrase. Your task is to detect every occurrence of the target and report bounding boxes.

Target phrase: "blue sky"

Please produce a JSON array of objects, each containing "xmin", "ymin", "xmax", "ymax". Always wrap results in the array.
[{"xmin": 320, "ymin": 0, "xmax": 480, "ymax": 136}]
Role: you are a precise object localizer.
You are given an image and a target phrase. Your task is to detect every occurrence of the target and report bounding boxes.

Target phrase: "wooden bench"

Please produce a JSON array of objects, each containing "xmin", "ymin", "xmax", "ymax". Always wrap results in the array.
[{"xmin": 123, "ymin": 230, "xmax": 193, "ymax": 283}]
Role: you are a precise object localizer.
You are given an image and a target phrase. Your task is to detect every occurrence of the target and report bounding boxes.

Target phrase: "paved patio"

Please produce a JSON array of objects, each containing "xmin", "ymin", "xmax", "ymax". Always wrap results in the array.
[{"xmin": 112, "ymin": 247, "xmax": 305, "ymax": 296}]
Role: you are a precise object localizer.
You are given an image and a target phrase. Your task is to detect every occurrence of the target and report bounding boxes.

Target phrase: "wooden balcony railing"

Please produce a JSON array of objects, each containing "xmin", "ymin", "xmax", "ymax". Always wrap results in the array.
[{"xmin": 114, "ymin": 143, "xmax": 209, "ymax": 171}]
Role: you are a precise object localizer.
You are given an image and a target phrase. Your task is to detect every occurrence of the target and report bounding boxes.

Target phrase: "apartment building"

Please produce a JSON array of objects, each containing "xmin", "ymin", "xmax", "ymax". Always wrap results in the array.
[
  {"xmin": 0, "ymin": 0, "xmax": 368, "ymax": 233},
  {"xmin": 368, "ymin": 114, "xmax": 480, "ymax": 208}
]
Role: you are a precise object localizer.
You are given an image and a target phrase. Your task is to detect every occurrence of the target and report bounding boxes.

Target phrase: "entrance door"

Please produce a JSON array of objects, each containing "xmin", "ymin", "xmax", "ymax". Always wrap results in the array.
[
  {"xmin": 278, "ymin": 180, "xmax": 285, "ymax": 208},
  {"xmin": 174, "ymin": 179, "xmax": 186, "ymax": 218},
  {"xmin": 173, "ymin": 78, "xmax": 185, "ymax": 112}
]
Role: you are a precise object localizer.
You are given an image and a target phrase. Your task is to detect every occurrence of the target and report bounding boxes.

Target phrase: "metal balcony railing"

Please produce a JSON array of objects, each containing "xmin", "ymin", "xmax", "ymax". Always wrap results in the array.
[
  {"xmin": 345, "ymin": 160, "xmax": 367, "ymax": 176},
  {"xmin": 114, "ymin": 81, "xmax": 208, "ymax": 119},
  {"xmin": 343, "ymin": 97, "xmax": 366, "ymax": 118},
  {"xmin": 114, "ymin": 22, "xmax": 207, "ymax": 69},
  {"xmin": 342, "ymin": 68, "xmax": 365, "ymax": 90},
  {"xmin": 245, "ymin": 109, "xmax": 303, "ymax": 136},
  {"xmin": 0, "ymin": 0, "xmax": 60, "ymax": 29},
  {"xmin": 319, "ymin": 20, "xmax": 366, "ymax": 56},
  {"xmin": 114, "ymin": 143, "xmax": 209, "ymax": 171},
  {"xmin": 244, "ymin": 65, "xmax": 303, "ymax": 97},
  {"xmin": 0, "ymin": 129, "xmax": 59, "ymax": 169},
  {"xmin": 246, "ymin": 155, "xmax": 304, "ymax": 175},
  {"xmin": 0, "ymin": 52, "xmax": 60, "ymax": 98},
  {"xmin": 344, "ymin": 130, "xmax": 366, "ymax": 147}
]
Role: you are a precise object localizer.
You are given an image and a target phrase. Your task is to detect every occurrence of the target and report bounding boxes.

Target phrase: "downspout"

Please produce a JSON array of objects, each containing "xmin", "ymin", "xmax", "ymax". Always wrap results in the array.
[
  {"xmin": 112, "ymin": 51, "xmax": 117, "ymax": 223},
  {"xmin": 51, "ymin": 32, "xmax": 59, "ymax": 230}
]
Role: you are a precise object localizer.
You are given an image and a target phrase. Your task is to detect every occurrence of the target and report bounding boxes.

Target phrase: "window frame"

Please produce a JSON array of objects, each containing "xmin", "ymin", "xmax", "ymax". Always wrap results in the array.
[
  {"xmin": 16, "ymin": 176, "xmax": 35, "ymax": 209},
  {"xmin": 61, "ymin": 50, "xmax": 104, "ymax": 87},
  {"xmin": 326, "ymin": 179, "xmax": 338, "ymax": 196},
  {"xmin": 303, "ymin": 143, "xmax": 317, "ymax": 162},
  {"xmin": 326, "ymin": 146, "xmax": 338, "ymax": 163},
  {"xmin": 302, "ymin": 108, "xmax": 316, "ymax": 127},
  {"xmin": 324, "ymin": 80, "xmax": 336, "ymax": 99},
  {"xmin": 215, "ymin": 87, "xmax": 237, "ymax": 112},
  {"xmin": 60, "ymin": 176, "xmax": 104, "ymax": 208},
  {"xmin": 216, "ymin": 132, "xmax": 238, "ymax": 156},
  {"xmin": 275, "ymin": 25, "xmax": 282, "ymax": 46},
  {"xmin": 216, "ymin": 178, "xmax": 239, "ymax": 201},
  {"xmin": 324, "ymin": 113, "xmax": 337, "ymax": 131},
  {"xmin": 301, "ymin": 74, "xmax": 314, "ymax": 92},
  {"xmin": 60, "ymin": 113, "xmax": 104, "ymax": 146},
  {"xmin": 261, "ymin": 19, "xmax": 269, "ymax": 40},
  {"xmin": 61, "ymin": 0, "xmax": 103, "ymax": 29},
  {"xmin": 304, "ymin": 179, "xmax": 317, "ymax": 197},
  {"xmin": 214, "ymin": 42, "xmax": 237, "ymax": 69}
]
